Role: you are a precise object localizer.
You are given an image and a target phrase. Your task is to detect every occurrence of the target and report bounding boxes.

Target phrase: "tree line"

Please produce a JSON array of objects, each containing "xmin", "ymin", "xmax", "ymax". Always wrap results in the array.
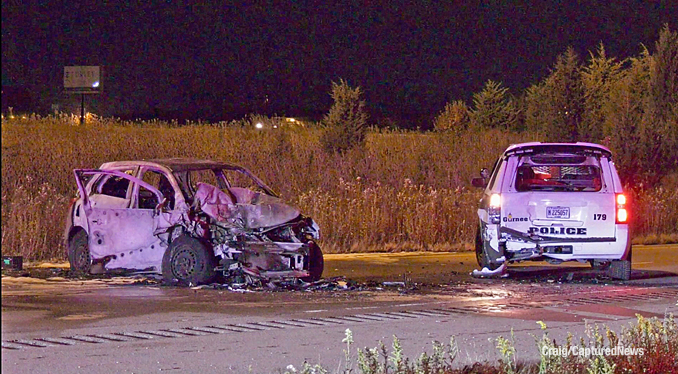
[{"xmin": 323, "ymin": 25, "xmax": 677, "ymax": 188}]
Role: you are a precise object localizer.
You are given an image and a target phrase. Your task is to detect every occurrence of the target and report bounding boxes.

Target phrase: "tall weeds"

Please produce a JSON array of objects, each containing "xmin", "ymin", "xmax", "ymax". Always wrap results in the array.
[{"xmin": 1, "ymin": 116, "xmax": 676, "ymax": 260}]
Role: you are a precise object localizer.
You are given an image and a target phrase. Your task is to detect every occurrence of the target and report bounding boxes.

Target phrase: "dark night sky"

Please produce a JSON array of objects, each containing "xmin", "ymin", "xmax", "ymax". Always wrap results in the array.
[{"xmin": 2, "ymin": 1, "xmax": 675, "ymax": 127}]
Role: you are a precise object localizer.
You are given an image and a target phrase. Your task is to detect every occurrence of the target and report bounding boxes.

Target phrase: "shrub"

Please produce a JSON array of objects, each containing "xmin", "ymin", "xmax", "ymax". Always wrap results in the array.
[{"xmin": 434, "ymin": 100, "xmax": 470, "ymax": 133}]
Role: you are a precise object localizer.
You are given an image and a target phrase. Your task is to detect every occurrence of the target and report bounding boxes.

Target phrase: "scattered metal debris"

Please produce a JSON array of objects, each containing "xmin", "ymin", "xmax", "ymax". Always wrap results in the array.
[{"xmin": 471, "ymin": 263, "xmax": 508, "ymax": 278}]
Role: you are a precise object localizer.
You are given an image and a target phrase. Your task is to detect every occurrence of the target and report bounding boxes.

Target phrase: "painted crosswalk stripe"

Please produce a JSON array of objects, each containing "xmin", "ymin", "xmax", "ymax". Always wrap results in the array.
[
  {"xmin": 13, "ymin": 339, "xmax": 52, "ymax": 347},
  {"xmin": 163, "ymin": 328, "xmax": 208, "ymax": 336},
  {"xmin": 115, "ymin": 332, "xmax": 155, "ymax": 340},
  {"xmin": 67, "ymin": 335, "xmax": 108, "ymax": 344},
  {"xmin": 184, "ymin": 326, "xmax": 226, "ymax": 334},
  {"xmin": 36, "ymin": 337, "xmax": 79, "ymax": 345},
  {"xmin": 138, "ymin": 330, "xmax": 183, "ymax": 338}
]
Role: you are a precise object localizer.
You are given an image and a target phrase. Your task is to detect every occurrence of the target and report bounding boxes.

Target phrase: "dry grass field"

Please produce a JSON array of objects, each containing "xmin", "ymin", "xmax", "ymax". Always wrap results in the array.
[{"xmin": 2, "ymin": 115, "xmax": 677, "ymax": 261}]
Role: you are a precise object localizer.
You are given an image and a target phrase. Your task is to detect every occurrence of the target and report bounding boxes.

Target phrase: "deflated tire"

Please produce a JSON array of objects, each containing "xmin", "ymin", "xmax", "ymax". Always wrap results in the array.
[{"xmin": 162, "ymin": 235, "xmax": 218, "ymax": 286}]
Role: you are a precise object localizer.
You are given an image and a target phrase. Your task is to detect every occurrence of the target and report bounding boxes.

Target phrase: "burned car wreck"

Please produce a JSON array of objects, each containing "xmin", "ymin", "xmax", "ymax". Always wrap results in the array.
[{"xmin": 64, "ymin": 159, "xmax": 323, "ymax": 286}]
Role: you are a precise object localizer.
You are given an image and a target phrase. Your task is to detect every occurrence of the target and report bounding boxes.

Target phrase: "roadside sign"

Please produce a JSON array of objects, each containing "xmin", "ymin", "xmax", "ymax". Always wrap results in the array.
[{"xmin": 64, "ymin": 66, "xmax": 101, "ymax": 94}]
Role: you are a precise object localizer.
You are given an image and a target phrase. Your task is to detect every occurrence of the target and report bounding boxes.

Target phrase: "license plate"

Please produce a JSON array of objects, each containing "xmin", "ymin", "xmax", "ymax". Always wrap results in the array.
[{"xmin": 547, "ymin": 206, "xmax": 570, "ymax": 219}]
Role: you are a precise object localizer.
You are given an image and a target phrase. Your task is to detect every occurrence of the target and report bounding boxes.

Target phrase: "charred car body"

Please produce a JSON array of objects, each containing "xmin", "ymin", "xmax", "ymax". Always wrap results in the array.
[
  {"xmin": 472, "ymin": 143, "xmax": 631, "ymax": 280},
  {"xmin": 64, "ymin": 159, "xmax": 323, "ymax": 285}
]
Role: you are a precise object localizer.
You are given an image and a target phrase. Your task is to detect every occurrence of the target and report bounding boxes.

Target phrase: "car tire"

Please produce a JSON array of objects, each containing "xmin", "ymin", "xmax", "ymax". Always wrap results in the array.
[
  {"xmin": 608, "ymin": 250, "xmax": 631, "ymax": 281},
  {"xmin": 162, "ymin": 235, "xmax": 217, "ymax": 286},
  {"xmin": 68, "ymin": 229, "xmax": 91, "ymax": 275},
  {"xmin": 301, "ymin": 242, "xmax": 324, "ymax": 282},
  {"xmin": 475, "ymin": 226, "xmax": 502, "ymax": 271}
]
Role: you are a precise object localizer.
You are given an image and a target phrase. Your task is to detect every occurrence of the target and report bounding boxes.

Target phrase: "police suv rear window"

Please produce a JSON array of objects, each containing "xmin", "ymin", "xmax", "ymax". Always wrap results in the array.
[{"xmin": 515, "ymin": 154, "xmax": 602, "ymax": 192}]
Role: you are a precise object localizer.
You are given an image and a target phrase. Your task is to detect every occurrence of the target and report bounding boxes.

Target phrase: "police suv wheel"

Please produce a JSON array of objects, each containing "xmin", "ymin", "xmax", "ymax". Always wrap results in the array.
[
  {"xmin": 608, "ymin": 250, "xmax": 631, "ymax": 280},
  {"xmin": 475, "ymin": 227, "xmax": 502, "ymax": 271}
]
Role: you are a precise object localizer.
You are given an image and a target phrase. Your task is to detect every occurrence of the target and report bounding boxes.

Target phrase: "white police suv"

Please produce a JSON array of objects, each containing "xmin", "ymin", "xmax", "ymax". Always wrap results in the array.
[{"xmin": 472, "ymin": 142, "xmax": 631, "ymax": 280}]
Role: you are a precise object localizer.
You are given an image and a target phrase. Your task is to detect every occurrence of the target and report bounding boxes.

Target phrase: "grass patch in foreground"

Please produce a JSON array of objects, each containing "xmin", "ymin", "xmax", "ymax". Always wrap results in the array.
[{"xmin": 284, "ymin": 314, "xmax": 678, "ymax": 374}]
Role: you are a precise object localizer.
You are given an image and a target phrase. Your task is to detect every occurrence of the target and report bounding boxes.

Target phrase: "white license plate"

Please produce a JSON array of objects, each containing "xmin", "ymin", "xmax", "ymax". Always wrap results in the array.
[{"xmin": 547, "ymin": 206, "xmax": 570, "ymax": 219}]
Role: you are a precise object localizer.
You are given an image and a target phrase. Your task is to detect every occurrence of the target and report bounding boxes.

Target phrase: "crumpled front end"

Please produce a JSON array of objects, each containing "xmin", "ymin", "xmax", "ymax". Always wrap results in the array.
[{"xmin": 177, "ymin": 182, "xmax": 321, "ymax": 284}]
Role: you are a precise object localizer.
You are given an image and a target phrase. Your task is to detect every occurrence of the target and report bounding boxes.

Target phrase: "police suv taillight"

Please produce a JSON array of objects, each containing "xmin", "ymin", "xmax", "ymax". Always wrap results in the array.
[
  {"xmin": 616, "ymin": 193, "xmax": 628, "ymax": 223},
  {"xmin": 489, "ymin": 193, "xmax": 501, "ymax": 224}
]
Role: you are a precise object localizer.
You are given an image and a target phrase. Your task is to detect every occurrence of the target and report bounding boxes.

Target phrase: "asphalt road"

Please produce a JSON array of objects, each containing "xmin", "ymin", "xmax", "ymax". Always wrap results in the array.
[{"xmin": 2, "ymin": 244, "xmax": 677, "ymax": 373}]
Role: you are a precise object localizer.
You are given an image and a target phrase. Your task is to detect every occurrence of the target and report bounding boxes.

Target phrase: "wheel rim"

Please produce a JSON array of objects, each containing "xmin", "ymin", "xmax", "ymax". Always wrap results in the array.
[
  {"xmin": 73, "ymin": 242, "xmax": 91, "ymax": 271},
  {"xmin": 172, "ymin": 247, "xmax": 198, "ymax": 279}
]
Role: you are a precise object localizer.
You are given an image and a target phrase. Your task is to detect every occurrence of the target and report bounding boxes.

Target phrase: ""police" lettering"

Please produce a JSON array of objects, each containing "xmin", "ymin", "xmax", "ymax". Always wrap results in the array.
[{"xmin": 528, "ymin": 227, "xmax": 587, "ymax": 235}]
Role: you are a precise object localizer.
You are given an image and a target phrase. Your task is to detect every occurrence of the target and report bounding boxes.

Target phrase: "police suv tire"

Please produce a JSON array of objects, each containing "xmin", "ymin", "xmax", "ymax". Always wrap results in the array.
[
  {"xmin": 475, "ymin": 227, "xmax": 502, "ymax": 271},
  {"xmin": 162, "ymin": 235, "xmax": 217, "ymax": 286},
  {"xmin": 301, "ymin": 241, "xmax": 324, "ymax": 282},
  {"xmin": 68, "ymin": 229, "xmax": 92, "ymax": 275},
  {"xmin": 608, "ymin": 249, "xmax": 631, "ymax": 280},
  {"xmin": 590, "ymin": 260, "xmax": 611, "ymax": 270},
  {"xmin": 608, "ymin": 259, "xmax": 631, "ymax": 280}
]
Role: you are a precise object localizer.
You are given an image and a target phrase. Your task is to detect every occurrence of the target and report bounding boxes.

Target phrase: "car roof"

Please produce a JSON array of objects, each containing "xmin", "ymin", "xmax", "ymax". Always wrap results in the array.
[
  {"xmin": 100, "ymin": 158, "xmax": 245, "ymax": 172},
  {"xmin": 503, "ymin": 142, "xmax": 612, "ymax": 158}
]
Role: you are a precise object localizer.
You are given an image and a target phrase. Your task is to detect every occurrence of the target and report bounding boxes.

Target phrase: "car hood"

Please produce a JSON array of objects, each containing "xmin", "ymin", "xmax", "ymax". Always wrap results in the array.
[{"xmin": 193, "ymin": 183, "xmax": 300, "ymax": 229}]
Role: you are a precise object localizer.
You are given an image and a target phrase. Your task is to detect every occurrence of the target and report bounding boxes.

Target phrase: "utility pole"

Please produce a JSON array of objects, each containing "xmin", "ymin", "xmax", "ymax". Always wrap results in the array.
[{"xmin": 80, "ymin": 93, "xmax": 85, "ymax": 125}]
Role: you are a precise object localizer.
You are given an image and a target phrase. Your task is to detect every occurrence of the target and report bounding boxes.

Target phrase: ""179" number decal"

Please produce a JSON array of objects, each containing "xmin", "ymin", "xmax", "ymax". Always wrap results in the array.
[{"xmin": 593, "ymin": 214, "xmax": 607, "ymax": 221}]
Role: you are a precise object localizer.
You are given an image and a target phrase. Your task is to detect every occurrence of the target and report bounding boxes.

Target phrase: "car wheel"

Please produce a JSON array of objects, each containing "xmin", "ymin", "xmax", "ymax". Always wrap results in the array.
[
  {"xmin": 301, "ymin": 242, "xmax": 324, "ymax": 282},
  {"xmin": 162, "ymin": 235, "xmax": 217, "ymax": 286},
  {"xmin": 475, "ymin": 227, "xmax": 502, "ymax": 271},
  {"xmin": 590, "ymin": 260, "xmax": 611, "ymax": 270},
  {"xmin": 68, "ymin": 229, "xmax": 91, "ymax": 275},
  {"xmin": 608, "ymin": 250, "xmax": 631, "ymax": 281}
]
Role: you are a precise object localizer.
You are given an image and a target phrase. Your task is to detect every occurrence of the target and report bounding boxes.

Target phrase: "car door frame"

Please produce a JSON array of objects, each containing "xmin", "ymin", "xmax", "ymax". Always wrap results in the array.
[{"xmin": 74, "ymin": 169, "xmax": 167, "ymax": 271}]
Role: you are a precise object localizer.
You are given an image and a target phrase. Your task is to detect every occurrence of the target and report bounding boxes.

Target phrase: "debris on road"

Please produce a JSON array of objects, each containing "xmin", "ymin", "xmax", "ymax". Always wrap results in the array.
[{"xmin": 471, "ymin": 263, "xmax": 508, "ymax": 278}]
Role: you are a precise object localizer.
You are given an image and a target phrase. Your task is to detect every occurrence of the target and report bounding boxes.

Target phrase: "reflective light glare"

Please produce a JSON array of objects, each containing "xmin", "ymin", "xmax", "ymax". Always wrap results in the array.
[
  {"xmin": 616, "ymin": 194, "xmax": 626, "ymax": 205},
  {"xmin": 92, "ymin": 81, "xmax": 100, "ymax": 88},
  {"xmin": 617, "ymin": 208, "xmax": 628, "ymax": 223},
  {"xmin": 255, "ymin": 122, "xmax": 263, "ymax": 129},
  {"xmin": 489, "ymin": 193, "xmax": 501, "ymax": 208}
]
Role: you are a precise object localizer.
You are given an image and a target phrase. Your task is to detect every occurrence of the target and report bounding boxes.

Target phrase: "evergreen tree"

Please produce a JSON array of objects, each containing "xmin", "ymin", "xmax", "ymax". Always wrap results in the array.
[
  {"xmin": 604, "ymin": 24, "xmax": 678, "ymax": 186},
  {"xmin": 644, "ymin": 24, "xmax": 678, "ymax": 184},
  {"xmin": 544, "ymin": 47, "xmax": 585, "ymax": 141},
  {"xmin": 320, "ymin": 79, "xmax": 369, "ymax": 154},
  {"xmin": 525, "ymin": 80, "xmax": 549, "ymax": 134},
  {"xmin": 581, "ymin": 43, "xmax": 624, "ymax": 142},
  {"xmin": 469, "ymin": 80, "xmax": 518, "ymax": 131},
  {"xmin": 649, "ymin": 24, "xmax": 678, "ymax": 123},
  {"xmin": 603, "ymin": 49, "xmax": 650, "ymax": 185}
]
